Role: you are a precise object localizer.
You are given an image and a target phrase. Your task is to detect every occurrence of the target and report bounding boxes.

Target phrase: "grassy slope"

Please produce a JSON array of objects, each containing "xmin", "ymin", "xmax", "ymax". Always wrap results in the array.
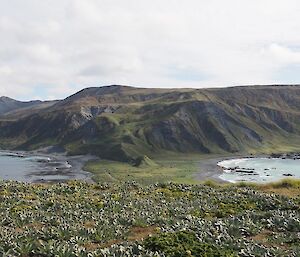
[
  {"xmin": 79, "ymin": 86, "xmax": 300, "ymax": 183},
  {"xmin": 77, "ymin": 86, "xmax": 300, "ymax": 164}
]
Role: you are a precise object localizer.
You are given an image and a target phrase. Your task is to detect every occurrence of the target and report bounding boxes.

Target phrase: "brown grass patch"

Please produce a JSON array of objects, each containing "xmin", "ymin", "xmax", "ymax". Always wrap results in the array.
[
  {"xmin": 258, "ymin": 179, "xmax": 300, "ymax": 197},
  {"xmin": 261, "ymin": 187, "xmax": 300, "ymax": 198},
  {"xmin": 15, "ymin": 227, "xmax": 24, "ymax": 233},
  {"xmin": 84, "ymin": 239, "xmax": 123, "ymax": 251},
  {"xmin": 83, "ymin": 221, "xmax": 96, "ymax": 229},
  {"xmin": 235, "ymin": 179, "xmax": 300, "ymax": 197},
  {"xmin": 250, "ymin": 230, "xmax": 290, "ymax": 250},
  {"xmin": 27, "ymin": 222, "xmax": 44, "ymax": 230},
  {"xmin": 127, "ymin": 225, "xmax": 158, "ymax": 241},
  {"xmin": 83, "ymin": 226, "xmax": 158, "ymax": 250},
  {"xmin": 250, "ymin": 229, "xmax": 273, "ymax": 243}
]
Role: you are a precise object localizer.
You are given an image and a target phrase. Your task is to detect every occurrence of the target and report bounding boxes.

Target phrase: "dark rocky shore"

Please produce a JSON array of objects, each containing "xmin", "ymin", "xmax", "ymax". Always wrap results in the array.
[
  {"xmin": 0, "ymin": 148, "xmax": 98, "ymax": 183},
  {"xmin": 269, "ymin": 152, "xmax": 300, "ymax": 160}
]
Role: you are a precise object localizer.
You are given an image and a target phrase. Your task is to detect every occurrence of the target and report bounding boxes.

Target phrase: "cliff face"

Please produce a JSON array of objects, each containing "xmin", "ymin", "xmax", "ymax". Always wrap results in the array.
[{"xmin": 1, "ymin": 85, "xmax": 300, "ymax": 163}]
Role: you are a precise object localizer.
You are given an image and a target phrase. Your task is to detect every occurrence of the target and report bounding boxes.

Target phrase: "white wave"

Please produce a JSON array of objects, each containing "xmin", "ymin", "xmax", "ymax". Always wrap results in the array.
[
  {"xmin": 65, "ymin": 162, "xmax": 72, "ymax": 168},
  {"xmin": 24, "ymin": 156, "xmax": 51, "ymax": 162},
  {"xmin": 217, "ymin": 158, "xmax": 248, "ymax": 168}
]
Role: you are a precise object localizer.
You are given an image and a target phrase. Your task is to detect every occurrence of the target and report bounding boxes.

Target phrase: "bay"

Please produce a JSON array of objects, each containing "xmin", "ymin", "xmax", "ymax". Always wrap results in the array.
[
  {"xmin": 0, "ymin": 151, "xmax": 91, "ymax": 183},
  {"xmin": 218, "ymin": 157, "xmax": 300, "ymax": 183}
]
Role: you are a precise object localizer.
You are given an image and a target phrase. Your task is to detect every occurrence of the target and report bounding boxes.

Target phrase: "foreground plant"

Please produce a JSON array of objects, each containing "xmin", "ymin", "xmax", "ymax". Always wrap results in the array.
[{"xmin": 0, "ymin": 180, "xmax": 299, "ymax": 256}]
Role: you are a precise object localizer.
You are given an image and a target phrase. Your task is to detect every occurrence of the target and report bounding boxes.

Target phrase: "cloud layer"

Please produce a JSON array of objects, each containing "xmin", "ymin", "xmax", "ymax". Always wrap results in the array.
[{"xmin": 0, "ymin": 0, "xmax": 300, "ymax": 100}]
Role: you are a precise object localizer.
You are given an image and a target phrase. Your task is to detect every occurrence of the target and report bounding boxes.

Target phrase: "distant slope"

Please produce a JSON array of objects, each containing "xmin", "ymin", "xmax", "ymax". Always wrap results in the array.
[
  {"xmin": 0, "ymin": 85, "xmax": 300, "ymax": 164},
  {"xmin": 0, "ymin": 96, "xmax": 57, "ymax": 118},
  {"xmin": 0, "ymin": 96, "xmax": 40, "ymax": 115}
]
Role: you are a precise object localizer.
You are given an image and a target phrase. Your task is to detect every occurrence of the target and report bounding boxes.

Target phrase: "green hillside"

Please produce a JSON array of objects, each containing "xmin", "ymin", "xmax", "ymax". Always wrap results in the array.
[{"xmin": 0, "ymin": 85, "xmax": 300, "ymax": 164}]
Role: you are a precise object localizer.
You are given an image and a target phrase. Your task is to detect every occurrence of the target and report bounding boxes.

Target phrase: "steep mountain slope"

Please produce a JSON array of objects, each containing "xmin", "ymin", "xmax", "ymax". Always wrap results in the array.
[{"xmin": 0, "ymin": 85, "xmax": 300, "ymax": 164}]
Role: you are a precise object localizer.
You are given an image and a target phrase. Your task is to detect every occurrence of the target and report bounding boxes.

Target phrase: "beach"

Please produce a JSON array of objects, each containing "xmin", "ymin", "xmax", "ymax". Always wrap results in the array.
[
  {"xmin": 0, "ymin": 147, "xmax": 98, "ymax": 183},
  {"xmin": 195, "ymin": 154, "xmax": 248, "ymax": 183}
]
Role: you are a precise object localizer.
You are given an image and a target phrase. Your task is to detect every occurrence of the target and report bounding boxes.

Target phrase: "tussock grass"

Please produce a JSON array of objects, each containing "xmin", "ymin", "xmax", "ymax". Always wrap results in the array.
[
  {"xmin": 232, "ymin": 179, "xmax": 300, "ymax": 197},
  {"xmin": 261, "ymin": 178, "xmax": 300, "ymax": 189},
  {"xmin": 256, "ymin": 179, "xmax": 300, "ymax": 197},
  {"xmin": 0, "ymin": 180, "xmax": 299, "ymax": 255},
  {"xmin": 201, "ymin": 178, "xmax": 300, "ymax": 198},
  {"xmin": 202, "ymin": 179, "xmax": 220, "ymax": 188}
]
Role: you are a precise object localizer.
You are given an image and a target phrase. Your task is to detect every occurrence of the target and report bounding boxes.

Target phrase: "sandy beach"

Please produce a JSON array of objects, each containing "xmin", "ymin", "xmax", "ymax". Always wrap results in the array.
[{"xmin": 195, "ymin": 154, "xmax": 248, "ymax": 183}]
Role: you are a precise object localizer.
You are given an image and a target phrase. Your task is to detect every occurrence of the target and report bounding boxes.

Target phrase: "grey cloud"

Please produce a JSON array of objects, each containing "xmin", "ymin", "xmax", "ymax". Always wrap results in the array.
[{"xmin": 0, "ymin": 0, "xmax": 300, "ymax": 100}]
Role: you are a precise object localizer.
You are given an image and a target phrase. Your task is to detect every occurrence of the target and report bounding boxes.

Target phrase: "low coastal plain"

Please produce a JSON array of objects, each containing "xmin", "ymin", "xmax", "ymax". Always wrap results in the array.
[{"xmin": 2, "ymin": 148, "xmax": 300, "ymax": 185}]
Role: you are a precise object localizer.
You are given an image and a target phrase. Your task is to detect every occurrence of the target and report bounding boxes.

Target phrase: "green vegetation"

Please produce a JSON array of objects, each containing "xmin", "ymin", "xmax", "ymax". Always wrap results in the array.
[
  {"xmin": 84, "ymin": 158, "xmax": 199, "ymax": 184},
  {"xmin": 2, "ymin": 85, "xmax": 300, "ymax": 256},
  {"xmin": 0, "ymin": 180, "xmax": 300, "ymax": 256},
  {"xmin": 237, "ymin": 178, "xmax": 300, "ymax": 198},
  {"xmin": 1, "ymin": 85, "xmax": 300, "ymax": 164},
  {"xmin": 144, "ymin": 231, "xmax": 236, "ymax": 257}
]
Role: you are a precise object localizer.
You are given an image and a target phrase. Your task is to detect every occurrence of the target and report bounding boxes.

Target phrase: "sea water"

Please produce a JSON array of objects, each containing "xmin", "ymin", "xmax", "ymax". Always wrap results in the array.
[
  {"xmin": 0, "ymin": 151, "xmax": 89, "ymax": 183},
  {"xmin": 218, "ymin": 157, "xmax": 300, "ymax": 183}
]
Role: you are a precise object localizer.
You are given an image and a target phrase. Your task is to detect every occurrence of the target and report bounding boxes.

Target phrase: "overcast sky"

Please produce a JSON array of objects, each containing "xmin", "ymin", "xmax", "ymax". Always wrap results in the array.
[{"xmin": 0, "ymin": 0, "xmax": 300, "ymax": 100}]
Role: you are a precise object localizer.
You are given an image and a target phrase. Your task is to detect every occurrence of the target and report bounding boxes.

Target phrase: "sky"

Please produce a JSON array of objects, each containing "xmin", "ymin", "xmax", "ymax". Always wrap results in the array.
[{"xmin": 0, "ymin": 0, "xmax": 300, "ymax": 100}]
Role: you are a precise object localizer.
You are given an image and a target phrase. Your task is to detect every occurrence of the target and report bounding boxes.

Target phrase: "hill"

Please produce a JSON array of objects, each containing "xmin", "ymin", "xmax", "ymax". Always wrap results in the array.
[
  {"xmin": 0, "ymin": 85, "xmax": 300, "ymax": 164},
  {"xmin": 0, "ymin": 96, "xmax": 57, "ymax": 119},
  {"xmin": 0, "ymin": 96, "xmax": 42, "ymax": 115}
]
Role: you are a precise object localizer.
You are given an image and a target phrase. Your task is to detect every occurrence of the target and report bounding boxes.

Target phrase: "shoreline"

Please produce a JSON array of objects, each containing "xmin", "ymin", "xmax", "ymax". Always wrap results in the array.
[
  {"xmin": 0, "ymin": 148, "xmax": 99, "ymax": 183},
  {"xmin": 196, "ymin": 153, "xmax": 300, "ymax": 184},
  {"xmin": 195, "ymin": 154, "xmax": 263, "ymax": 183},
  {"xmin": 195, "ymin": 156, "xmax": 232, "ymax": 183},
  {"xmin": 2, "ymin": 147, "xmax": 299, "ymax": 184}
]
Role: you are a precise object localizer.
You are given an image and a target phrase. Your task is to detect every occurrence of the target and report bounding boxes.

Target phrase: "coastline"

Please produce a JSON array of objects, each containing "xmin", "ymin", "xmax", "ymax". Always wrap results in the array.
[
  {"xmin": 31, "ymin": 150, "xmax": 99, "ymax": 183},
  {"xmin": 48, "ymin": 154, "xmax": 98, "ymax": 183},
  {"xmin": 195, "ymin": 154, "xmax": 255, "ymax": 183},
  {"xmin": 2, "ymin": 147, "xmax": 299, "ymax": 184},
  {"xmin": 196, "ymin": 153, "xmax": 300, "ymax": 184},
  {"xmin": 195, "ymin": 156, "xmax": 229, "ymax": 183},
  {"xmin": 0, "ymin": 148, "xmax": 98, "ymax": 183}
]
